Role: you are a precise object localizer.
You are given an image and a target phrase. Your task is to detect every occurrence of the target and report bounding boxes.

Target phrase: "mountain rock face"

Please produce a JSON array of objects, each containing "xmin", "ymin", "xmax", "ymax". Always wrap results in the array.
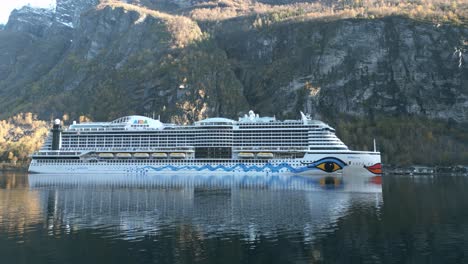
[
  {"xmin": 5, "ymin": 0, "xmax": 98, "ymax": 31},
  {"xmin": 0, "ymin": 0, "xmax": 467, "ymax": 164},
  {"xmin": 5, "ymin": 6, "xmax": 55, "ymax": 37},
  {"xmin": 1, "ymin": 1, "xmax": 466, "ymax": 123},
  {"xmin": 55, "ymin": 0, "xmax": 98, "ymax": 27},
  {"xmin": 216, "ymin": 18, "xmax": 468, "ymax": 122}
]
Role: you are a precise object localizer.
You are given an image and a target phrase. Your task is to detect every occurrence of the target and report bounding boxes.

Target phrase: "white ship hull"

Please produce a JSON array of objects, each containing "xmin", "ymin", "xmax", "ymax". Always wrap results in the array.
[{"xmin": 29, "ymin": 152, "xmax": 381, "ymax": 176}]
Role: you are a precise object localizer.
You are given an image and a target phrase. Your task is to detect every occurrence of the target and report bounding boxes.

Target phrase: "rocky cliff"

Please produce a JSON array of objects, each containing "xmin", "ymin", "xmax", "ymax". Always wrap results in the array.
[
  {"xmin": 216, "ymin": 17, "xmax": 468, "ymax": 122},
  {"xmin": 0, "ymin": 0, "xmax": 467, "ymax": 164}
]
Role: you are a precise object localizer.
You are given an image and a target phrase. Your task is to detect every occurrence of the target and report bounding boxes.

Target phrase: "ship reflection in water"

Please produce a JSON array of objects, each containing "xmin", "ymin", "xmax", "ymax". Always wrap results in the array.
[
  {"xmin": 2, "ymin": 172, "xmax": 468, "ymax": 263},
  {"xmin": 0, "ymin": 173, "xmax": 383, "ymax": 263},
  {"xmin": 27, "ymin": 173, "xmax": 382, "ymax": 242},
  {"xmin": 28, "ymin": 173, "xmax": 382, "ymax": 192}
]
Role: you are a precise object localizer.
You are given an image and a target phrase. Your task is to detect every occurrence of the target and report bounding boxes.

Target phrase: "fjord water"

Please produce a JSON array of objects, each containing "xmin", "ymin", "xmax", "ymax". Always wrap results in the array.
[{"xmin": 0, "ymin": 172, "xmax": 466, "ymax": 264}]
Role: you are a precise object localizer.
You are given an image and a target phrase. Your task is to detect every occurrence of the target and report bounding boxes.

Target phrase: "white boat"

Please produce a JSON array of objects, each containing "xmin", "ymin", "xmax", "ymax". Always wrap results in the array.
[
  {"xmin": 98, "ymin": 153, "xmax": 114, "ymax": 158},
  {"xmin": 134, "ymin": 153, "xmax": 150, "ymax": 158},
  {"xmin": 169, "ymin": 153, "xmax": 186, "ymax": 158},
  {"xmin": 151, "ymin": 153, "xmax": 167, "ymax": 158},
  {"xmin": 29, "ymin": 111, "xmax": 381, "ymax": 175},
  {"xmin": 257, "ymin": 152, "xmax": 274, "ymax": 159},
  {"xmin": 116, "ymin": 153, "xmax": 132, "ymax": 158},
  {"xmin": 238, "ymin": 152, "xmax": 254, "ymax": 158}
]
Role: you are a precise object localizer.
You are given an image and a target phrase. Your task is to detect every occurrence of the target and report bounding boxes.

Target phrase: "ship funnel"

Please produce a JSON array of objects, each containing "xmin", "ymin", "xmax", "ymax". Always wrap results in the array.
[{"xmin": 51, "ymin": 119, "xmax": 62, "ymax": 150}]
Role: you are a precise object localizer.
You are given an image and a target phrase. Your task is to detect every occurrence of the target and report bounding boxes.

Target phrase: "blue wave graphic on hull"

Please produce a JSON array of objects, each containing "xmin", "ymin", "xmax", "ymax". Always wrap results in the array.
[
  {"xmin": 140, "ymin": 162, "xmax": 330, "ymax": 174},
  {"xmin": 137, "ymin": 157, "xmax": 348, "ymax": 174}
]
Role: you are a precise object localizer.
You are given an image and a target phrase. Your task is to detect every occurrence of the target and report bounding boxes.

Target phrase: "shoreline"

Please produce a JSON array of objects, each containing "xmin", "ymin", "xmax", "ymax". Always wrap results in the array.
[{"xmin": 382, "ymin": 164, "xmax": 468, "ymax": 176}]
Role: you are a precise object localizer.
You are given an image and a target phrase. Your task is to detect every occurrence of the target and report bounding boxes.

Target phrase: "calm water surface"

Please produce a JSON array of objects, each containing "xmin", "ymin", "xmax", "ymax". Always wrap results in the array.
[{"xmin": 0, "ymin": 172, "xmax": 467, "ymax": 263}]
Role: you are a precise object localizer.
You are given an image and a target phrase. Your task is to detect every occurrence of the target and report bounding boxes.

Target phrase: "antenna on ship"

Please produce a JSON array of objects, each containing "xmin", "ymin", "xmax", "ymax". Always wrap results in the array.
[
  {"xmin": 300, "ymin": 111, "xmax": 310, "ymax": 124},
  {"xmin": 373, "ymin": 138, "xmax": 377, "ymax": 152}
]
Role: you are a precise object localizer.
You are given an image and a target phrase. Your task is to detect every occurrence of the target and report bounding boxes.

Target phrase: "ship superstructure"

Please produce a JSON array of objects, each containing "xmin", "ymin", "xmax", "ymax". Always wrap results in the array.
[{"xmin": 29, "ymin": 111, "xmax": 381, "ymax": 175}]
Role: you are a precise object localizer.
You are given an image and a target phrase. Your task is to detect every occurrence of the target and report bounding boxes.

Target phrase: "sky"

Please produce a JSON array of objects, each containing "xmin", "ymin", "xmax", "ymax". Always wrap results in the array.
[{"xmin": 0, "ymin": 0, "xmax": 56, "ymax": 24}]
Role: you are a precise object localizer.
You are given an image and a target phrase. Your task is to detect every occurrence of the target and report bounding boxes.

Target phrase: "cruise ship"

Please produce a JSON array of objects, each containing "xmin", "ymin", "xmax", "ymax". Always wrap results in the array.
[{"xmin": 28, "ymin": 111, "xmax": 382, "ymax": 175}]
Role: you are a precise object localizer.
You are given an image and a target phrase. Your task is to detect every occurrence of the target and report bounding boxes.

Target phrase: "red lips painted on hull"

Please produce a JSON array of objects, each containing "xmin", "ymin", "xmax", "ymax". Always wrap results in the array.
[{"xmin": 365, "ymin": 163, "xmax": 382, "ymax": 174}]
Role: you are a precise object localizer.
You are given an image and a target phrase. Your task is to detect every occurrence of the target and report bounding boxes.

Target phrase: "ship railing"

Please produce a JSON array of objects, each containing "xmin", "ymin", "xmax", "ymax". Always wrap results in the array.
[
  {"xmin": 60, "ymin": 147, "xmax": 195, "ymax": 152},
  {"xmin": 32, "ymin": 151, "xmax": 82, "ymax": 156},
  {"xmin": 69, "ymin": 126, "xmax": 177, "ymax": 132},
  {"xmin": 232, "ymin": 147, "xmax": 307, "ymax": 152}
]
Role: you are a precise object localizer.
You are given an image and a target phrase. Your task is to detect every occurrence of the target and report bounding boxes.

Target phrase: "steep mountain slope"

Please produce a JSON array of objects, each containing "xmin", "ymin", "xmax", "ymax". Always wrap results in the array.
[
  {"xmin": 215, "ymin": 17, "xmax": 467, "ymax": 121},
  {"xmin": 0, "ymin": 1, "xmax": 249, "ymax": 121},
  {"xmin": 0, "ymin": 0, "xmax": 467, "ymax": 164}
]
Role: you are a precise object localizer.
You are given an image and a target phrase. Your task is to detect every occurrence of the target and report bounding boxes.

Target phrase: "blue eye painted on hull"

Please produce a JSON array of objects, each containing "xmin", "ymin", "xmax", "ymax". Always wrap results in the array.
[{"xmin": 301, "ymin": 157, "xmax": 347, "ymax": 173}]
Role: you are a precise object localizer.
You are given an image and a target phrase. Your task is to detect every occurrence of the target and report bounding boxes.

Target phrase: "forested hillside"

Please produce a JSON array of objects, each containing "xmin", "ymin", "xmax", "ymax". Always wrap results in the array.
[{"xmin": 0, "ymin": 113, "xmax": 49, "ymax": 165}]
